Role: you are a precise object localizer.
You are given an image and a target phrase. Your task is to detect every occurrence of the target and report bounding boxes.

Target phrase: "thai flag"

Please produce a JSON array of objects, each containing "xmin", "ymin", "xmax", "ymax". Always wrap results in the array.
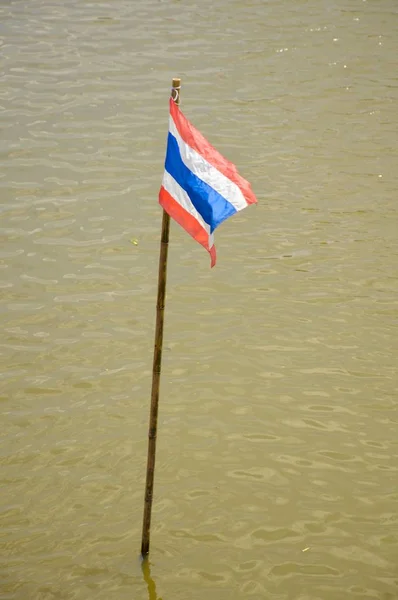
[{"xmin": 159, "ymin": 98, "xmax": 257, "ymax": 267}]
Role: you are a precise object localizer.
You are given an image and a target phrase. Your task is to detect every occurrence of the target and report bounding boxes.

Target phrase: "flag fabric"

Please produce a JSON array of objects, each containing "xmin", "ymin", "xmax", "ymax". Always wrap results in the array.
[{"xmin": 159, "ymin": 98, "xmax": 257, "ymax": 267}]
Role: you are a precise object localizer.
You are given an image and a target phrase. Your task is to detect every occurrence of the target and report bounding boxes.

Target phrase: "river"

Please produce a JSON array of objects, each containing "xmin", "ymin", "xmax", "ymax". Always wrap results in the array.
[{"xmin": 1, "ymin": 0, "xmax": 397, "ymax": 598}]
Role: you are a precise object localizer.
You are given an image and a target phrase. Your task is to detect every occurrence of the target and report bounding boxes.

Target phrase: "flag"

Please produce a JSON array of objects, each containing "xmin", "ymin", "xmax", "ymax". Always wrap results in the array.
[{"xmin": 159, "ymin": 98, "xmax": 257, "ymax": 267}]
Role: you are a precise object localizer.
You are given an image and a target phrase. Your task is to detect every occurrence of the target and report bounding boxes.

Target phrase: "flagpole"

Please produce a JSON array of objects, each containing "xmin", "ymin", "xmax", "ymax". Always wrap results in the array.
[{"xmin": 141, "ymin": 77, "xmax": 181, "ymax": 558}]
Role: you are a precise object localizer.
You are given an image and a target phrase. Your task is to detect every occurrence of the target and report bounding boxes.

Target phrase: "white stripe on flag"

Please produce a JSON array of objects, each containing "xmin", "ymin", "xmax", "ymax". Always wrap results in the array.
[
  {"xmin": 162, "ymin": 171, "xmax": 215, "ymax": 249},
  {"xmin": 169, "ymin": 117, "xmax": 248, "ymax": 213}
]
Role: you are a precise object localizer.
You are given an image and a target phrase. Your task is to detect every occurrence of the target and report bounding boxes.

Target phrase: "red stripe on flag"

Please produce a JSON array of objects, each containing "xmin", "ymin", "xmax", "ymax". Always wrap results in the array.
[
  {"xmin": 159, "ymin": 186, "xmax": 217, "ymax": 268},
  {"xmin": 169, "ymin": 98, "xmax": 257, "ymax": 207}
]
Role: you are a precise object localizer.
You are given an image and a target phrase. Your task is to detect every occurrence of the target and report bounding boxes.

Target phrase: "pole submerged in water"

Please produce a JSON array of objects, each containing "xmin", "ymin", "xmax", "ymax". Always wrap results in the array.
[{"xmin": 141, "ymin": 78, "xmax": 181, "ymax": 558}]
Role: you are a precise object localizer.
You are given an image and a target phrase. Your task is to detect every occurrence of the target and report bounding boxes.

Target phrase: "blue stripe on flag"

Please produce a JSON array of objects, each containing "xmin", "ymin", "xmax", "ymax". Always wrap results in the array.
[{"xmin": 165, "ymin": 133, "xmax": 237, "ymax": 232}]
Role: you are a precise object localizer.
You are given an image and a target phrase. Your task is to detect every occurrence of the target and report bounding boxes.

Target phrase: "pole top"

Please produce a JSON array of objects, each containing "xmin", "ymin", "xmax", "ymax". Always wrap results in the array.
[{"xmin": 171, "ymin": 77, "xmax": 181, "ymax": 105}]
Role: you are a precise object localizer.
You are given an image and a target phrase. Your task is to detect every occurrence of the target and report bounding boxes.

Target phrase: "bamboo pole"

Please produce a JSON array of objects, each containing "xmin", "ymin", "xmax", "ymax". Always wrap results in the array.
[{"xmin": 141, "ymin": 77, "xmax": 181, "ymax": 557}]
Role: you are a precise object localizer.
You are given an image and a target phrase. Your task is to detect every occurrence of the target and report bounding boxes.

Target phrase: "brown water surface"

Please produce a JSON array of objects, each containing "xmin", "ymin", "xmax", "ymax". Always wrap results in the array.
[{"xmin": 1, "ymin": 0, "xmax": 397, "ymax": 598}]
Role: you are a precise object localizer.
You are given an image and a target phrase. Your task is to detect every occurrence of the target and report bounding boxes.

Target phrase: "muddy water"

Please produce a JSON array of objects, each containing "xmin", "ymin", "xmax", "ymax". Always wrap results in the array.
[{"xmin": 1, "ymin": 0, "xmax": 397, "ymax": 598}]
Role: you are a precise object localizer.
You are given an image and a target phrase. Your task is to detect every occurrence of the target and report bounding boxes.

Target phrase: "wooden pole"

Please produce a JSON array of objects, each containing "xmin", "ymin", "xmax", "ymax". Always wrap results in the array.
[{"xmin": 141, "ymin": 77, "xmax": 181, "ymax": 557}]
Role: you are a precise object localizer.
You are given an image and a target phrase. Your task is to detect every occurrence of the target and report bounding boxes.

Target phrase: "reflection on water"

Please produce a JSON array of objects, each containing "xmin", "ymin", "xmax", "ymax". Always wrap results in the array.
[{"xmin": 142, "ymin": 559, "xmax": 163, "ymax": 600}]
